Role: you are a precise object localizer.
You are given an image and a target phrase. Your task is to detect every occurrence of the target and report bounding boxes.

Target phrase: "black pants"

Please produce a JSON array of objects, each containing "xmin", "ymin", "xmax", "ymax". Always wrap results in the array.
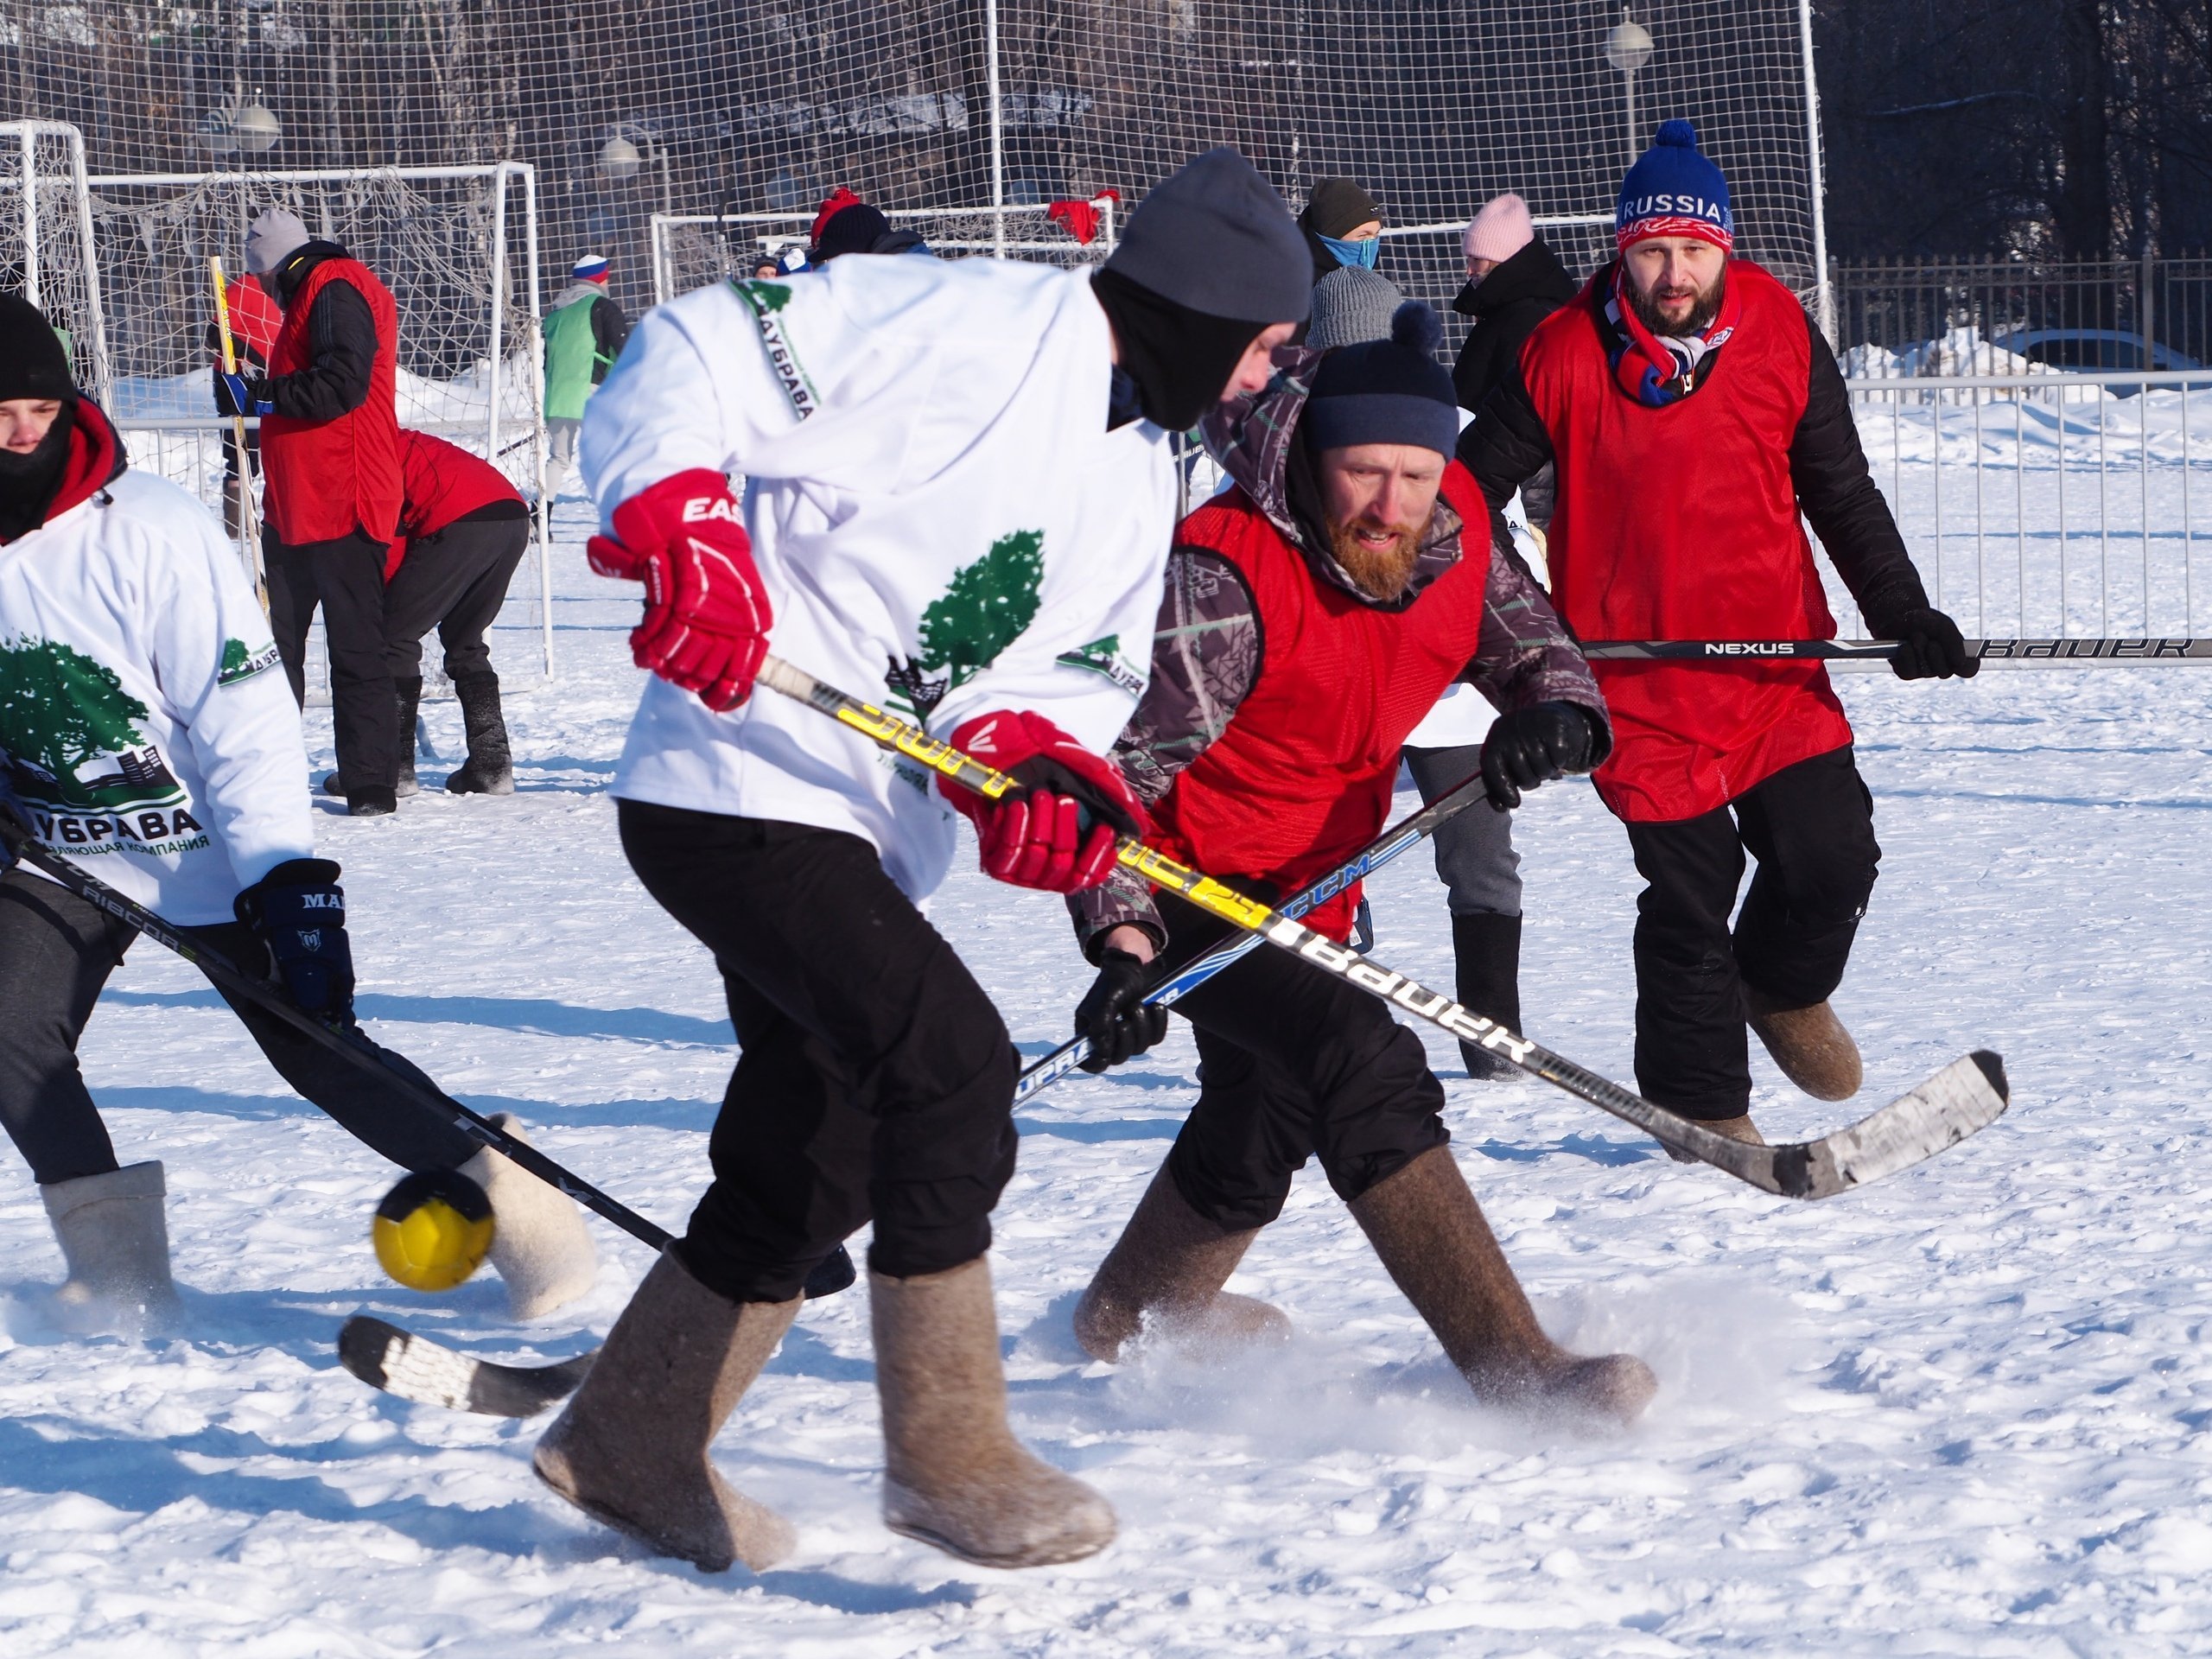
[
  {"xmin": 0, "ymin": 869, "xmax": 479, "ymax": 1186},
  {"xmin": 618, "ymin": 801, "xmax": 1019, "ymax": 1303},
  {"xmin": 1624, "ymin": 745, "xmax": 1881, "ymax": 1118},
  {"xmin": 381, "ymin": 513, "xmax": 527, "ymax": 682},
  {"xmin": 267, "ymin": 527, "xmax": 401, "ymax": 794},
  {"xmin": 1158, "ymin": 890, "xmax": 1451, "ymax": 1232}
]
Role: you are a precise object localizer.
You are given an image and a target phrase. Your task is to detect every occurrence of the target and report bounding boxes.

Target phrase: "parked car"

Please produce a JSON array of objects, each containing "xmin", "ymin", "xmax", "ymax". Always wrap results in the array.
[{"xmin": 1990, "ymin": 327, "xmax": 2203, "ymax": 385}]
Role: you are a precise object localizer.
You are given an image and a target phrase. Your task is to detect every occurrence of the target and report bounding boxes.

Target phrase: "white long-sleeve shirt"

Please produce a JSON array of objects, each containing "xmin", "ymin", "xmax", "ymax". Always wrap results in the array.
[
  {"xmin": 584, "ymin": 256, "xmax": 1174, "ymax": 900},
  {"xmin": 1, "ymin": 469, "xmax": 313, "ymax": 925}
]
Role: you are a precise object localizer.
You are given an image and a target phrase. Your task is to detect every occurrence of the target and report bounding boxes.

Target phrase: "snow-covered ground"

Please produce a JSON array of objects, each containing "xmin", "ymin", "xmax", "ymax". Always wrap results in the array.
[{"xmin": 7, "ymin": 510, "xmax": 2212, "ymax": 1656}]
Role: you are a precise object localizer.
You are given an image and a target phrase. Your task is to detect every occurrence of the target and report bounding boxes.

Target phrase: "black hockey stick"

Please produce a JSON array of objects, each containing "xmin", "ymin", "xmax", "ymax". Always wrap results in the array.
[
  {"xmin": 757, "ymin": 654, "xmax": 2012, "ymax": 1200},
  {"xmin": 1583, "ymin": 637, "xmax": 2212, "ymax": 663},
  {"xmin": 0, "ymin": 809, "xmax": 857, "ymax": 1296},
  {"xmin": 1014, "ymin": 765, "xmax": 1495, "ymax": 1103}
]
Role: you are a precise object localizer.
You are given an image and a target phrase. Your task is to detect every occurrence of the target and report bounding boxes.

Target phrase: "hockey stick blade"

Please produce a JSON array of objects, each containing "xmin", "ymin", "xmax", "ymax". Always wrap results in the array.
[
  {"xmin": 1783, "ymin": 1050, "xmax": 2011, "ymax": 1199},
  {"xmin": 340, "ymin": 1315, "xmax": 596, "ymax": 1416}
]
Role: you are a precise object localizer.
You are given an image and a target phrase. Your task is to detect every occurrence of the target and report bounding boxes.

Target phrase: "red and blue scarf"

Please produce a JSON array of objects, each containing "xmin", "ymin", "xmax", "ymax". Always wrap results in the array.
[{"xmin": 1605, "ymin": 262, "xmax": 1742, "ymax": 407}]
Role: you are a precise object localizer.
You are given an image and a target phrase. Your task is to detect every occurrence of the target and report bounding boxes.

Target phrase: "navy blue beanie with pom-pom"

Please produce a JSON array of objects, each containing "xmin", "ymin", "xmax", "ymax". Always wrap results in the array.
[
  {"xmin": 1304, "ymin": 300, "xmax": 1459, "ymax": 457},
  {"xmin": 1616, "ymin": 118, "xmax": 1733, "ymax": 252}
]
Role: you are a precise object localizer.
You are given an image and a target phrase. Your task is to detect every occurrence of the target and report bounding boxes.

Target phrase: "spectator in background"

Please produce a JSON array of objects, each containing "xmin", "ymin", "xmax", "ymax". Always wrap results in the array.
[
  {"xmin": 229, "ymin": 208, "xmax": 407, "ymax": 817},
  {"xmin": 316, "ymin": 429, "xmax": 529, "ymax": 803},
  {"xmin": 543, "ymin": 255, "xmax": 629, "ymax": 493},
  {"xmin": 807, "ymin": 188, "xmax": 932, "ymax": 264},
  {"xmin": 1297, "ymin": 178, "xmax": 1383, "ymax": 283},
  {"xmin": 1451, "ymin": 194, "xmax": 1580, "ymax": 427},
  {"xmin": 1306, "ymin": 264, "xmax": 1406, "ymax": 353},
  {"xmin": 207, "ymin": 272, "xmax": 281, "ymax": 538}
]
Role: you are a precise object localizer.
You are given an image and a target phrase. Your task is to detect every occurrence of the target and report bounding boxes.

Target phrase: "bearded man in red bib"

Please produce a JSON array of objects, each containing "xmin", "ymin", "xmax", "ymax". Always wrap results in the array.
[{"xmin": 1459, "ymin": 120, "xmax": 1977, "ymax": 1147}]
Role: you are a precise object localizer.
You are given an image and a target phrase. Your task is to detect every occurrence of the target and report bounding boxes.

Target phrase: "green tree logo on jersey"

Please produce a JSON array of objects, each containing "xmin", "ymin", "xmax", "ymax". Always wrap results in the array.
[
  {"xmin": 0, "ymin": 635, "xmax": 181, "ymax": 811},
  {"xmin": 887, "ymin": 530, "xmax": 1046, "ymax": 719},
  {"xmin": 733, "ymin": 279, "xmax": 793, "ymax": 313}
]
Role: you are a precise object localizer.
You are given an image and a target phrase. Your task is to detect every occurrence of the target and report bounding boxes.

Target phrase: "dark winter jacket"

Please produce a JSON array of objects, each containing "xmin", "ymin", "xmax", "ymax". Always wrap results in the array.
[
  {"xmin": 1458, "ymin": 257, "xmax": 1929, "ymax": 823},
  {"xmin": 1450, "ymin": 235, "xmax": 1579, "ymax": 414},
  {"xmin": 1071, "ymin": 347, "xmax": 1604, "ymax": 955}
]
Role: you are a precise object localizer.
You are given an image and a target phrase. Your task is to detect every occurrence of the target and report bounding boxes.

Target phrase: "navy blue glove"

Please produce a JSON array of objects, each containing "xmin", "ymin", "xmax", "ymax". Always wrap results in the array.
[
  {"xmin": 1074, "ymin": 948, "xmax": 1169, "ymax": 1074},
  {"xmin": 219, "ymin": 371, "xmax": 273, "ymax": 416},
  {"xmin": 234, "ymin": 858, "xmax": 356, "ymax": 1023},
  {"xmin": 1481, "ymin": 702, "xmax": 1603, "ymax": 810}
]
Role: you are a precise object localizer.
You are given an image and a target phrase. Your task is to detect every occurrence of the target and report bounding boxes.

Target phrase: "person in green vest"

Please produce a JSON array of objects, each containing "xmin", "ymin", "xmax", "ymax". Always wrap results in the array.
[{"xmin": 542, "ymin": 255, "xmax": 629, "ymax": 492}]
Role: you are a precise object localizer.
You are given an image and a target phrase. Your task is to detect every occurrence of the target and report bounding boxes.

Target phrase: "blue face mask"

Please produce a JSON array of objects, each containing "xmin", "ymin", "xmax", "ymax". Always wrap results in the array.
[{"xmin": 1319, "ymin": 232, "xmax": 1380, "ymax": 270}]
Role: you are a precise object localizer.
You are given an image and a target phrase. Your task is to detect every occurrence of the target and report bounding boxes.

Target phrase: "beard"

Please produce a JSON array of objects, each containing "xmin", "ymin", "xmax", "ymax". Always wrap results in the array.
[
  {"xmin": 1628, "ymin": 265, "xmax": 1726, "ymax": 338},
  {"xmin": 1328, "ymin": 509, "xmax": 1432, "ymax": 601}
]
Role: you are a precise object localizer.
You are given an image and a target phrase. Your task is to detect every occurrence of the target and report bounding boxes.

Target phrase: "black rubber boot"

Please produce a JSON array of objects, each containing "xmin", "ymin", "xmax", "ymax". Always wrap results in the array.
[
  {"xmin": 445, "ymin": 671, "xmax": 515, "ymax": 795},
  {"xmin": 1451, "ymin": 912, "xmax": 1523, "ymax": 1080}
]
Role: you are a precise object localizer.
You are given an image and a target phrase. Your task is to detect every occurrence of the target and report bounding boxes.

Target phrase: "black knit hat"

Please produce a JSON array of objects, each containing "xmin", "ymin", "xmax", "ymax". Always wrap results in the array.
[
  {"xmin": 1103, "ymin": 147, "xmax": 1311, "ymax": 325},
  {"xmin": 813, "ymin": 201, "xmax": 892, "ymax": 264},
  {"xmin": 0, "ymin": 295, "xmax": 75, "ymax": 402},
  {"xmin": 1299, "ymin": 178, "xmax": 1383, "ymax": 240},
  {"xmin": 1304, "ymin": 301, "xmax": 1459, "ymax": 456}
]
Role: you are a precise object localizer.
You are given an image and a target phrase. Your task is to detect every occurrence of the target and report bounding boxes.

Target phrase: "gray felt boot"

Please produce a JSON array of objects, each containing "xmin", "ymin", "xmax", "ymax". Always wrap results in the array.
[
  {"xmin": 534, "ymin": 1249, "xmax": 800, "ymax": 1573},
  {"xmin": 1349, "ymin": 1147, "xmax": 1656, "ymax": 1424},
  {"xmin": 40, "ymin": 1161, "xmax": 184, "ymax": 1332},
  {"xmin": 444, "ymin": 671, "xmax": 514, "ymax": 794},
  {"xmin": 459, "ymin": 1115, "xmax": 598, "ymax": 1319},
  {"xmin": 1073, "ymin": 1166, "xmax": 1290, "ymax": 1363},
  {"xmin": 874, "ymin": 1257, "xmax": 1116, "ymax": 1567}
]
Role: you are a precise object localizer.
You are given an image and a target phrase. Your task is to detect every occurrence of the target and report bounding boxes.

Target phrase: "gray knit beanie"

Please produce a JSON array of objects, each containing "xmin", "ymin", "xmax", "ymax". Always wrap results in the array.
[
  {"xmin": 1103, "ymin": 147, "xmax": 1312, "ymax": 324},
  {"xmin": 1307, "ymin": 265, "xmax": 1408, "ymax": 352},
  {"xmin": 245, "ymin": 208, "xmax": 312, "ymax": 276}
]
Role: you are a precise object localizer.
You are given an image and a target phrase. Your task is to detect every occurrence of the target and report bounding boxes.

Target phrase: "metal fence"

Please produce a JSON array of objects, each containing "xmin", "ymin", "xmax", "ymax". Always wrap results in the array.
[
  {"xmin": 1829, "ymin": 368, "xmax": 2210, "ymax": 645},
  {"xmin": 1831, "ymin": 255, "xmax": 2212, "ymax": 378}
]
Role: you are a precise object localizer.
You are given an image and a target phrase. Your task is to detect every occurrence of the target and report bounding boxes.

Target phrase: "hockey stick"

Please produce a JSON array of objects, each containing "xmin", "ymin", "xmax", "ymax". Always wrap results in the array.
[
  {"xmin": 0, "ymin": 808, "xmax": 857, "ymax": 1296},
  {"xmin": 1583, "ymin": 638, "xmax": 2212, "ymax": 664},
  {"xmin": 208, "ymin": 257, "xmax": 269, "ymax": 614},
  {"xmin": 1014, "ymin": 766, "xmax": 1495, "ymax": 1103},
  {"xmin": 758, "ymin": 654, "xmax": 2012, "ymax": 1200}
]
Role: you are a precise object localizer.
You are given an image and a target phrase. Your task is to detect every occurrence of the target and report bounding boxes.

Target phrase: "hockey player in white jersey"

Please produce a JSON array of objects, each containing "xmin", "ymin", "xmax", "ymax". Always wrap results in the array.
[
  {"xmin": 0, "ymin": 296, "xmax": 595, "ymax": 1329},
  {"xmin": 536, "ymin": 149, "xmax": 1313, "ymax": 1572}
]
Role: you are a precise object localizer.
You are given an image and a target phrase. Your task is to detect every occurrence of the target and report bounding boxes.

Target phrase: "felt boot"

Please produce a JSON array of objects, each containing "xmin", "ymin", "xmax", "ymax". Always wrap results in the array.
[
  {"xmin": 873, "ymin": 1257, "xmax": 1116, "ymax": 1567},
  {"xmin": 1072, "ymin": 1166, "xmax": 1290, "ymax": 1363},
  {"xmin": 1451, "ymin": 912, "xmax": 1523, "ymax": 1080},
  {"xmin": 40, "ymin": 1161, "xmax": 184, "ymax": 1332},
  {"xmin": 1348, "ymin": 1147, "xmax": 1655, "ymax": 1423},
  {"xmin": 1659, "ymin": 1112, "xmax": 1767, "ymax": 1164},
  {"xmin": 445, "ymin": 671, "xmax": 514, "ymax": 795},
  {"xmin": 534, "ymin": 1249, "xmax": 799, "ymax": 1573},
  {"xmin": 460, "ymin": 1114, "xmax": 599, "ymax": 1319},
  {"xmin": 1745, "ymin": 987, "xmax": 1862, "ymax": 1100}
]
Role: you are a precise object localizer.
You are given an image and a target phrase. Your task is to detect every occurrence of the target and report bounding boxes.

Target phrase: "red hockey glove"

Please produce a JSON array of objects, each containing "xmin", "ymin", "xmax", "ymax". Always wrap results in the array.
[
  {"xmin": 588, "ymin": 469, "xmax": 772, "ymax": 711},
  {"xmin": 942, "ymin": 710, "xmax": 1147, "ymax": 893}
]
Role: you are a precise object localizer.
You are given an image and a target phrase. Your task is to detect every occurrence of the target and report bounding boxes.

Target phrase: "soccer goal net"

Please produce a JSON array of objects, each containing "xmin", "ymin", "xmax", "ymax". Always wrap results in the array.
[{"xmin": 0, "ymin": 121, "xmax": 111, "ymax": 404}]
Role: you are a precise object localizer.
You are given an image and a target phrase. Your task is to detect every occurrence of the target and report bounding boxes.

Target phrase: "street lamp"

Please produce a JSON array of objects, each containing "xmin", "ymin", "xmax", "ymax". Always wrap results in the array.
[
  {"xmin": 233, "ymin": 102, "xmax": 282, "ymax": 154},
  {"xmin": 1605, "ymin": 9, "xmax": 1655, "ymax": 168},
  {"xmin": 598, "ymin": 127, "xmax": 672, "ymax": 216}
]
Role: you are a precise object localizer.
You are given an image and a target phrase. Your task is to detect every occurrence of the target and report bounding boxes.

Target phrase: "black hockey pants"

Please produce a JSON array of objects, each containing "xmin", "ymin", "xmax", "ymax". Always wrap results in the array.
[
  {"xmin": 1624, "ymin": 744, "xmax": 1881, "ymax": 1118},
  {"xmin": 0, "ymin": 868, "xmax": 480, "ymax": 1186},
  {"xmin": 1154, "ymin": 888, "xmax": 1452, "ymax": 1233},
  {"xmin": 617, "ymin": 801, "xmax": 1020, "ymax": 1304},
  {"xmin": 267, "ymin": 527, "xmax": 401, "ymax": 795},
  {"xmin": 380, "ymin": 510, "xmax": 528, "ymax": 682}
]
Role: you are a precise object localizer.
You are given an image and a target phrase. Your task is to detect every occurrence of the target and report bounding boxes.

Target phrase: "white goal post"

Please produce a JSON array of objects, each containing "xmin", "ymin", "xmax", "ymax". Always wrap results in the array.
[{"xmin": 0, "ymin": 120, "xmax": 112, "ymax": 405}]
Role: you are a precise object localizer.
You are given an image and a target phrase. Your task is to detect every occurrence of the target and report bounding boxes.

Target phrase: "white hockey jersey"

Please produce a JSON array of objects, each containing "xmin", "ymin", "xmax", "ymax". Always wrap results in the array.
[
  {"xmin": 0, "ymin": 448, "xmax": 313, "ymax": 926},
  {"xmin": 583, "ymin": 256, "xmax": 1175, "ymax": 900}
]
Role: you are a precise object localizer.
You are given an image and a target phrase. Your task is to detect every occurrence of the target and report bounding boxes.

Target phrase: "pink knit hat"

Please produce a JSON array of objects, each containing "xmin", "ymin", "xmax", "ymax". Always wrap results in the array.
[{"xmin": 1463, "ymin": 194, "xmax": 1534, "ymax": 265}]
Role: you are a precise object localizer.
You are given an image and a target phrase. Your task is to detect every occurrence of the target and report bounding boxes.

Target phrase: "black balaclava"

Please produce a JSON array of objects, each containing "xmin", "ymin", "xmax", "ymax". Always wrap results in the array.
[
  {"xmin": 1090, "ymin": 268, "xmax": 1270, "ymax": 433},
  {"xmin": 0, "ymin": 404, "xmax": 77, "ymax": 543}
]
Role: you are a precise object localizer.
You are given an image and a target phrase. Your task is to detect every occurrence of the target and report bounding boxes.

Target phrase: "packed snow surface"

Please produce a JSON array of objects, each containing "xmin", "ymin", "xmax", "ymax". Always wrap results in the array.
[{"xmin": 4, "ymin": 517, "xmax": 2212, "ymax": 1656}]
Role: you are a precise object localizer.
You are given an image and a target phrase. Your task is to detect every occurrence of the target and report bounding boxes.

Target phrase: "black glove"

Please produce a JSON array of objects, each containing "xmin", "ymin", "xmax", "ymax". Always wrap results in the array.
[
  {"xmin": 1073, "ymin": 948, "xmax": 1169, "ymax": 1074},
  {"xmin": 1885, "ymin": 607, "xmax": 1980, "ymax": 680},
  {"xmin": 1480, "ymin": 702, "xmax": 1601, "ymax": 810},
  {"xmin": 234, "ymin": 857, "xmax": 356, "ymax": 1024}
]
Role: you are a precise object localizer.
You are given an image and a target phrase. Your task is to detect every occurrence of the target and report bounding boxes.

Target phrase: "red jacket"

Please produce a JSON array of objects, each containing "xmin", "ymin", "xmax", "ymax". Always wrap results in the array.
[
  {"xmin": 1147, "ymin": 466, "xmax": 1495, "ymax": 941},
  {"xmin": 1510, "ymin": 260, "xmax": 1857, "ymax": 822},
  {"xmin": 260, "ymin": 257, "xmax": 402, "ymax": 546},
  {"xmin": 386, "ymin": 429, "xmax": 524, "ymax": 579}
]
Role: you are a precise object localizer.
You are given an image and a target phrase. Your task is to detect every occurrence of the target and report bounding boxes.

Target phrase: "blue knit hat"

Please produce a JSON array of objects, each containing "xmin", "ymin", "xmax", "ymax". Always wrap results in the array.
[
  {"xmin": 1615, "ymin": 119, "xmax": 1732, "ymax": 252},
  {"xmin": 1303, "ymin": 301, "xmax": 1459, "ymax": 457}
]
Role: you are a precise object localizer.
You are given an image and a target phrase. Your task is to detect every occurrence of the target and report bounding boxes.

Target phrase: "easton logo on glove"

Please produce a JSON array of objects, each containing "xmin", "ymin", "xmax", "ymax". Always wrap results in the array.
[
  {"xmin": 588, "ymin": 469, "xmax": 773, "ymax": 712},
  {"xmin": 941, "ymin": 709, "xmax": 1147, "ymax": 893}
]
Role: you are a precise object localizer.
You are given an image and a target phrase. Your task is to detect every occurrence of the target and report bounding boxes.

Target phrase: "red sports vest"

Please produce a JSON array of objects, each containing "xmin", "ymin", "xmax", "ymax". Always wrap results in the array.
[
  {"xmin": 1148, "ymin": 465, "xmax": 1494, "ymax": 940},
  {"xmin": 387, "ymin": 429, "xmax": 525, "ymax": 578},
  {"xmin": 261, "ymin": 257, "xmax": 402, "ymax": 547},
  {"xmin": 1522, "ymin": 258, "xmax": 1852, "ymax": 823}
]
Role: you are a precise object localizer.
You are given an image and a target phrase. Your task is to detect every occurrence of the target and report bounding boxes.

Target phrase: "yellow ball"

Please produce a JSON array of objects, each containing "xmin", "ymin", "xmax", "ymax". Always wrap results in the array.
[{"xmin": 372, "ymin": 1169, "xmax": 495, "ymax": 1292}]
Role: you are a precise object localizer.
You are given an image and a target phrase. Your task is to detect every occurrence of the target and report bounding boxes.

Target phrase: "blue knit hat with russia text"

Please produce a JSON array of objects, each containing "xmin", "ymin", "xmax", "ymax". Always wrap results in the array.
[{"xmin": 1615, "ymin": 119, "xmax": 1732, "ymax": 253}]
